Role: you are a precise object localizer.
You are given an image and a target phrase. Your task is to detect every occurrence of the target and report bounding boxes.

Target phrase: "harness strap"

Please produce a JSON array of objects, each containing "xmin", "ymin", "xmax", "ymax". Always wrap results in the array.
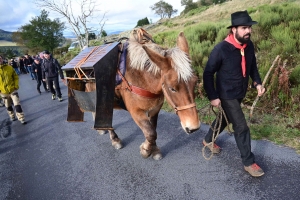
[
  {"xmin": 130, "ymin": 85, "xmax": 162, "ymax": 98},
  {"xmin": 117, "ymin": 69, "xmax": 161, "ymax": 99}
]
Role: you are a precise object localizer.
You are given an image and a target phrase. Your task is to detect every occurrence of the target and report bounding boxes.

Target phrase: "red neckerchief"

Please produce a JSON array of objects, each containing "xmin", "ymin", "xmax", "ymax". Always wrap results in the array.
[{"xmin": 225, "ymin": 34, "xmax": 247, "ymax": 77}]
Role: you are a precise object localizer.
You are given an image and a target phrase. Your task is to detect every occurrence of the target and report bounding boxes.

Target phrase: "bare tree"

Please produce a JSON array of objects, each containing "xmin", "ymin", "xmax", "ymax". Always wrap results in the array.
[{"xmin": 34, "ymin": 0, "xmax": 107, "ymax": 50}]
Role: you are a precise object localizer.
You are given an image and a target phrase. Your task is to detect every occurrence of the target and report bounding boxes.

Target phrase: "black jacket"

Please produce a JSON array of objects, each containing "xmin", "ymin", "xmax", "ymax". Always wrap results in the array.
[
  {"xmin": 42, "ymin": 57, "xmax": 64, "ymax": 79},
  {"xmin": 10, "ymin": 60, "xmax": 18, "ymax": 68},
  {"xmin": 203, "ymin": 40, "xmax": 262, "ymax": 100},
  {"xmin": 32, "ymin": 62, "xmax": 43, "ymax": 80},
  {"xmin": 24, "ymin": 57, "xmax": 33, "ymax": 66}
]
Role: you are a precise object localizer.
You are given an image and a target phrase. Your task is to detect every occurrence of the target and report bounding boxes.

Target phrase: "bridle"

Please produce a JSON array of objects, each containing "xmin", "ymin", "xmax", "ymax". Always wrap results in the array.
[{"xmin": 162, "ymin": 84, "xmax": 196, "ymax": 114}]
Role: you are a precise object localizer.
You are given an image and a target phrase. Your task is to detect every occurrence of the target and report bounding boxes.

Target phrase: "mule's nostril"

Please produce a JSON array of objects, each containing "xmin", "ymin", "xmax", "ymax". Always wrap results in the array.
[
  {"xmin": 185, "ymin": 127, "xmax": 191, "ymax": 133},
  {"xmin": 186, "ymin": 127, "xmax": 199, "ymax": 134}
]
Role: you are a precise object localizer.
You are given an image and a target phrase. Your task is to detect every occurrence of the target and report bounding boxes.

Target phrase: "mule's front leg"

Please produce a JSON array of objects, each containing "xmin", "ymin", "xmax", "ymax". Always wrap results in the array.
[
  {"xmin": 133, "ymin": 114, "xmax": 162, "ymax": 160},
  {"xmin": 140, "ymin": 141, "xmax": 162, "ymax": 160}
]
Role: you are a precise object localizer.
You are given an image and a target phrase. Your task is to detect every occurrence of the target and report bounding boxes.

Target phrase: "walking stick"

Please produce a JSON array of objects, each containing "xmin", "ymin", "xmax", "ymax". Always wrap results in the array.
[{"xmin": 249, "ymin": 55, "xmax": 280, "ymax": 119}]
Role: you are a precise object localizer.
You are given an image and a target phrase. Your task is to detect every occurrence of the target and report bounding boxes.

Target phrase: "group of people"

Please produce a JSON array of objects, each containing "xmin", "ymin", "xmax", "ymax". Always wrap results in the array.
[
  {"xmin": 0, "ymin": 50, "xmax": 65, "ymax": 125},
  {"xmin": 10, "ymin": 54, "xmax": 36, "ymax": 79},
  {"xmin": 1, "ymin": 10, "xmax": 266, "ymax": 177}
]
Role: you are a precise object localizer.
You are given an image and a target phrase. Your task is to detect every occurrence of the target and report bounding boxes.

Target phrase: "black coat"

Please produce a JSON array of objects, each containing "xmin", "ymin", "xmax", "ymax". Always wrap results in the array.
[
  {"xmin": 10, "ymin": 60, "xmax": 18, "ymax": 68},
  {"xmin": 32, "ymin": 62, "xmax": 43, "ymax": 80},
  {"xmin": 24, "ymin": 57, "xmax": 33, "ymax": 66},
  {"xmin": 42, "ymin": 57, "xmax": 64, "ymax": 79},
  {"xmin": 203, "ymin": 40, "xmax": 262, "ymax": 100}
]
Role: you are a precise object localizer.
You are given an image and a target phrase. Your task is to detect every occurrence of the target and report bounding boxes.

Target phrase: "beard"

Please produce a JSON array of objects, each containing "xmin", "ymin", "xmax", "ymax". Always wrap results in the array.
[{"xmin": 235, "ymin": 32, "xmax": 251, "ymax": 44}]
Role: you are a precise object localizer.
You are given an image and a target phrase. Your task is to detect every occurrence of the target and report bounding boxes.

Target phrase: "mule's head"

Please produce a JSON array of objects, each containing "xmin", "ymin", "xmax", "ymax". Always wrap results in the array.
[{"xmin": 142, "ymin": 32, "xmax": 200, "ymax": 134}]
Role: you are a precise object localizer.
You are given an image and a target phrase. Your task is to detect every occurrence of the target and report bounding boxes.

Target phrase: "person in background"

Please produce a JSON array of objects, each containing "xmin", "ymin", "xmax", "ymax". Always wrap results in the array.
[
  {"xmin": 10, "ymin": 58, "xmax": 20, "ymax": 75},
  {"xmin": 24, "ymin": 54, "xmax": 35, "ymax": 80},
  {"xmin": 38, "ymin": 51, "xmax": 49, "ymax": 91},
  {"xmin": 0, "ymin": 55, "xmax": 26, "ymax": 124},
  {"xmin": 41, "ymin": 50, "xmax": 65, "ymax": 102},
  {"xmin": 32, "ymin": 58, "xmax": 48, "ymax": 94},
  {"xmin": 202, "ymin": 10, "xmax": 265, "ymax": 177},
  {"xmin": 19, "ymin": 57, "xmax": 27, "ymax": 74}
]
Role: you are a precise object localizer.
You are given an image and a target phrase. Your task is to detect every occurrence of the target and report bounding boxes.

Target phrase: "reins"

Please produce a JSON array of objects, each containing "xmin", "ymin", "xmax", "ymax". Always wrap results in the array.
[{"xmin": 199, "ymin": 104, "xmax": 232, "ymax": 160}]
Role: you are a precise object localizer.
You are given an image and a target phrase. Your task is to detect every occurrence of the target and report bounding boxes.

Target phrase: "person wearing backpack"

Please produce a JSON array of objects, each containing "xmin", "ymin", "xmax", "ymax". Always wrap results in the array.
[{"xmin": 41, "ymin": 50, "xmax": 65, "ymax": 102}]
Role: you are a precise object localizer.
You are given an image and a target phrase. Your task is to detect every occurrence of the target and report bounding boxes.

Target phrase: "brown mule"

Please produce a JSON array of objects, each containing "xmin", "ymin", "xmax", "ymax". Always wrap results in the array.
[{"xmin": 99, "ymin": 32, "xmax": 200, "ymax": 160}]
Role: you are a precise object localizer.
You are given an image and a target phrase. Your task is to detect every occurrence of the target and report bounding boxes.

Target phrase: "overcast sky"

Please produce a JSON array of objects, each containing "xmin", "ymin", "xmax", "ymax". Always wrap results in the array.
[{"xmin": 0, "ymin": 0, "xmax": 185, "ymax": 37}]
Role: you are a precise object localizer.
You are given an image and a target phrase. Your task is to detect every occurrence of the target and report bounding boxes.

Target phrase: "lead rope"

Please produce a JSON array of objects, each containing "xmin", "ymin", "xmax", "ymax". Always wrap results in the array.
[{"xmin": 201, "ymin": 105, "xmax": 232, "ymax": 160}]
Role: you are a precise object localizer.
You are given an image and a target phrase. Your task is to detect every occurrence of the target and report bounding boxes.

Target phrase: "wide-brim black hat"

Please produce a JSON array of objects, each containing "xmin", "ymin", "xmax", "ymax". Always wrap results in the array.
[{"xmin": 227, "ymin": 10, "xmax": 257, "ymax": 29}]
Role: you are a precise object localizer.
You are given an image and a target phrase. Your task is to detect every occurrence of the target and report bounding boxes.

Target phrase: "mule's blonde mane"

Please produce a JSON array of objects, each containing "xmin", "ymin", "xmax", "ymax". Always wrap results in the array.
[{"xmin": 128, "ymin": 41, "xmax": 193, "ymax": 82}]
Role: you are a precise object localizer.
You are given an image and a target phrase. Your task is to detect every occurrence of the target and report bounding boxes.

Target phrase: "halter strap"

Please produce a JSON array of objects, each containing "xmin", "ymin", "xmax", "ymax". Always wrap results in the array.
[{"xmin": 162, "ymin": 84, "xmax": 196, "ymax": 114}]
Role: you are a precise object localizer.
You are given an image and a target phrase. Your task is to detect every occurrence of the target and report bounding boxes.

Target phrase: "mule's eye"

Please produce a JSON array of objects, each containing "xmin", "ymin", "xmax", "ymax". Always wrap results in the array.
[{"xmin": 169, "ymin": 87, "xmax": 177, "ymax": 93}]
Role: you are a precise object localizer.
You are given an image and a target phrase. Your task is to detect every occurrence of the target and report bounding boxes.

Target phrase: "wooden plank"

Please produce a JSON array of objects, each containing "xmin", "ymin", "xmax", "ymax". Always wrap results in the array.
[
  {"xmin": 93, "ymin": 44, "xmax": 119, "ymax": 129},
  {"xmin": 63, "ymin": 42, "xmax": 119, "ymax": 71},
  {"xmin": 62, "ymin": 42, "xmax": 120, "ymax": 129},
  {"xmin": 67, "ymin": 80, "xmax": 85, "ymax": 122}
]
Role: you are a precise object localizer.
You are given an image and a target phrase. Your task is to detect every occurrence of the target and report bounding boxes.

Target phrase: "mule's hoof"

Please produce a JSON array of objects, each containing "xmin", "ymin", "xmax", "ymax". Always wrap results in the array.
[
  {"xmin": 113, "ymin": 142, "xmax": 123, "ymax": 149},
  {"xmin": 152, "ymin": 153, "xmax": 163, "ymax": 160},
  {"xmin": 140, "ymin": 144, "xmax": 151, "ymax": 158},
  {"xmin": 97, "ymin": 130, "xmax": 106, "ymax": 135},
  {"xmin": 112, "ymin": 138, "xmax": 123, "ymax": 149},
  {"xmin": 140, "ymin": 151, "xmax": 151, "ymax": 159}
]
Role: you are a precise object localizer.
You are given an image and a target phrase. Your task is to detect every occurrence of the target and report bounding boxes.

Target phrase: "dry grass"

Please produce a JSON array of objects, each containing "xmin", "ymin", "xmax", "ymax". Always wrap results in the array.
[
  {"xmin": 0, "ymin": 40, "xmax": 17, "ymax": 46},
  {"xmin": 147, "ymin": 0, "xmax": 289, "ymax": 35}
]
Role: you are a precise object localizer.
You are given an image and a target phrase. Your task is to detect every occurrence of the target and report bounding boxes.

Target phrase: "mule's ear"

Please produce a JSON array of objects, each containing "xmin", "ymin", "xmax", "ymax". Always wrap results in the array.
[
  {"xmin": 142, "ymin": 45, "xmax": 170, "ymax": 71},
  {"xmin": 177, "ymin": 32, "xmax": 189, "ymax": 55}
]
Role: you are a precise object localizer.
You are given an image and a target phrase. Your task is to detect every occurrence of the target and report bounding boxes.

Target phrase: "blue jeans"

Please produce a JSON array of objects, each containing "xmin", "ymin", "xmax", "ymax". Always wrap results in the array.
[
  {"xmin": 13, "ymin": 68, "xmax": 20, "ymax": 75},
  {"xmin": 24, "ymin": 65, "xmax": 30, "ymax": 73},
  {"xmin": 28, "ymin": 66, "xmax": 37, "ymax": 80},
  {"xmin": 204, "ymin": 98, "xmax": 255, "ymax": 166}
]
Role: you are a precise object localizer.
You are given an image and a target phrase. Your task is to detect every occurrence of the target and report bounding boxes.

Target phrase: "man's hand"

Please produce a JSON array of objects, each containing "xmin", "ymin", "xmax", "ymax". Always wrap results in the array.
[
  {"xmin": 210, "ymin": 98, "xmax": 221, "ymax": 107},
  {"xmin": 61, "ymin": 78, "xmax": 66, "ymax": 85},
  {"xmin": 42, "ymin": 79, "xmax": 46, "ymax": 82},
  {"xmin": 256, "ymin": 84, "xmax": 265, "ymax": 97}
]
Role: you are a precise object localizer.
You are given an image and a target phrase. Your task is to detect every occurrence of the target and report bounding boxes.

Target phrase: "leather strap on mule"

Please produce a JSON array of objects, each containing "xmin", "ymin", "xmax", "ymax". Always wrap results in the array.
[
  {"xmin": 162, "ymin": 84, "xmax": 196, "ymax": 114},
  {"xmin": 117, "ymin": 69, "xmax": 162, "ymax": 99}
]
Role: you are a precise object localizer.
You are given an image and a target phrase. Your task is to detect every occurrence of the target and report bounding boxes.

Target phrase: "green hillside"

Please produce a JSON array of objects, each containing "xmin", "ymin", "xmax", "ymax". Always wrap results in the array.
[{"xmin": 0, "ymin": 29, "xmax": 13, "ymax": 41}]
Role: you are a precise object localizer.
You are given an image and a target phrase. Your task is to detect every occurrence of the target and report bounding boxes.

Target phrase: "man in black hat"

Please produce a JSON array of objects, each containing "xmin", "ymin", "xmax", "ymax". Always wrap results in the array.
[
  {"xmin": 41, "ymin": 50, "xmax": 65, "ymax": 101},
  {"xmin": 202, "ymin": 10, "xmax": 265, "ymax": 177}
]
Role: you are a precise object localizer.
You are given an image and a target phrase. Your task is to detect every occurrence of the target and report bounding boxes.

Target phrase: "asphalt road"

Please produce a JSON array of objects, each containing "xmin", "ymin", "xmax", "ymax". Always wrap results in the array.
[{"xmin": 0, "ymin": 74, "xmax": 299, "ymax": 200}]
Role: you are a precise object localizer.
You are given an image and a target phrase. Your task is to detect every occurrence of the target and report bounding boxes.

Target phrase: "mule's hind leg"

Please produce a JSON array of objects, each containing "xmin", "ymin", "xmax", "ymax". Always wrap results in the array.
[
  {"xmin": 92, "ymin": 112, "xmax": 107, "ymax": 135},
  {"xmin": 108, "ymin": 130, "xmax": 123, "ymax": 149}
]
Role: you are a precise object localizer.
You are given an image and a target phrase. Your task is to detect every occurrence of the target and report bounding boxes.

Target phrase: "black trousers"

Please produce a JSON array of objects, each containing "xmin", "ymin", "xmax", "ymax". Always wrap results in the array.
[
  {"xmin": 36, "ymin": 79, "xmax": 47, "ymax": 91},
  {"xmin": 47, "ymin": 76, "xmax": 62, "ymax": 98},
  {"xmin": 204, "ymin": 98, "xmax": 255, "ymax": 166}
]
